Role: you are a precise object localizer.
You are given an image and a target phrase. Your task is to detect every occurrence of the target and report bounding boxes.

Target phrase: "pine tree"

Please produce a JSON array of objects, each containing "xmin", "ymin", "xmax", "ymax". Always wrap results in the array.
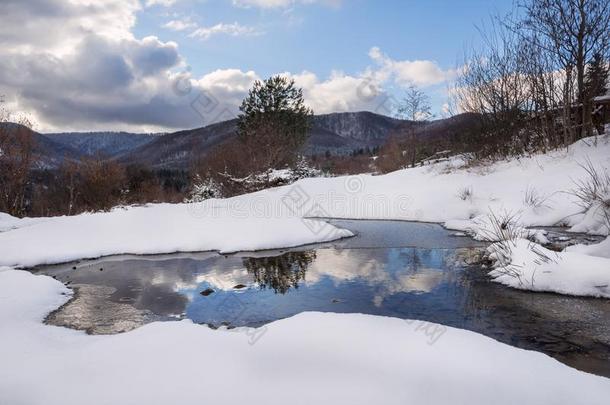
[
  {"xmin": 237, "ymin": 76, "xmax": 313, "ymax": 171},
  {"xmin": 584, "ymin": 53, "xmax": 609, "ymax": 100}
]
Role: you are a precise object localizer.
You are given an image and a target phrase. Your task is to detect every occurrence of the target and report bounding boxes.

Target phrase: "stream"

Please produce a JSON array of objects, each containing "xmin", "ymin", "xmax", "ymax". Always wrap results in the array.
[{"xmin": 34, "ymin": 219, "xmax": 610, "ymax": 377}]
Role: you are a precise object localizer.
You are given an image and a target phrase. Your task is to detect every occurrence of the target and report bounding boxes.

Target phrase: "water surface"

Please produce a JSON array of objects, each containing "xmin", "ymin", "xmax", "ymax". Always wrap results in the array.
[{"xmin": 37, "ymin": 220, "xmax": 610, "ymax": 377}]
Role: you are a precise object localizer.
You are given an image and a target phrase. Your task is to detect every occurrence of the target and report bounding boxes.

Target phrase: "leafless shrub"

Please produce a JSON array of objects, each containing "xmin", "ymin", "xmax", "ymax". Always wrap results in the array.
[
  {"xmin": 0, "ymin": 105, "xmax": 35, "ymax": 217},
  {"xmin": 457, "ymin": 186, "xmax": 474, "ymax": 202},
  {"xmin": 570, "ymin": 158, "xmax": 610, "ymax": 231},
  {"xmin": 523, "ymin": 186, "xmax": 551, "ymax": 209},
  {"xmin": 479, "ymin": 210, "xmax": 523, "ymax": 244},
  {"xmin": 481, "ymin": 209, "xmax": 561, "ymax": 286},
  {"xmin": 479, "ymin": 210, "xmax": 524, "ymax": 282}
]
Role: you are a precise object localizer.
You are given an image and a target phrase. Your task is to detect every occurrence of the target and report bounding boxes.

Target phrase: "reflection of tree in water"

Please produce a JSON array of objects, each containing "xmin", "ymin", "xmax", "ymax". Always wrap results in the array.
[
  {"xmin": 243, "ymin": 251, "xmax": 316, "ymax": 294},
  {"xmin": 399, "ymin": 248, "xmax": 426, "ymax": 272}
]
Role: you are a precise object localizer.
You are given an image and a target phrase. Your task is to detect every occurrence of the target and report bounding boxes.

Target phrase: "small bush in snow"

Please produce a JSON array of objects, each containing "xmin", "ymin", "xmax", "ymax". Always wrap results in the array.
[
  {"xmin": 523, "ymin": 186, "xmax": 550, "ymax": 210},
  {"xmin": 570, "ymin": 159, "xmax": 610, "ymax": 234},
  {"xmin": 456, "ymin": 186, "xmax": 474, "ymax": 202},
  {"xmin": 291, "ymin": 156, "xmax": 320, "ymax": 181},
  {"xmin": 185, "ymin": 175, "xmax": 222, "ymax": 203},
  {"xmin": 481, "ymin": 210, "xmax": 559, "ymax": 286}
]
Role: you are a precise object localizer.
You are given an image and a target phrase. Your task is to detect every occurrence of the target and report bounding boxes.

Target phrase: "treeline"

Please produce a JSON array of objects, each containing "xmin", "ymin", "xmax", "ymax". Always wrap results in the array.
[
  {"xmin": 3, "ymin": 0, "xmax": 608, "ymax": 216},
  {"xmin": 0, "ymin": 76, "xmax": 315, "ymax": 217},
  {"xmin": 374, "ymin": 0, "xmax": 609, "ymax": 173},
  {"xmin": 31, "ymin": 161, "xmax": 187, "ymax": 216},
  {"xmin": 0, "ymin": 107, "xmax": 188, "ymax": 217},
  {"xmin": 454, "ymin": 0, "xmax": 609, "ymax": 158}
]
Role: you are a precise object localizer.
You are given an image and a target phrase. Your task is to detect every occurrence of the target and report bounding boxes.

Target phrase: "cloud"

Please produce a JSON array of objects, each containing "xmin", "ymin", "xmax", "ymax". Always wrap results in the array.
[
  {"xmin": 145, "ymin": 0, "xmax": 178, "ymax": 7},
  {"xmin": 0, "ymin": 0, "xmax": 198, "ymax": 131},
  {"xmin": 287, "ymin": 71, "xmax": 390, "ymax": 114},
  {"xmin": 189, "ymin": 22, "xmax": 262, "ymax": 40},
  {"xmin": 232, "ymin": 0, "xmax": 341, "ymax": 9},
  {"xmin": 0, "ymin": 1, "xmax": 451, "ymax": 132},
  {"xmin": 0, "ymin": 0, "xmax": 140, "ymax": 55},
  {"xmin": 163, "ymin": 18, "xmax": 197, "ymax": 31},
  {"xmin": 368, "ymin": 46, "xmax": 453, "ymax": 87}
]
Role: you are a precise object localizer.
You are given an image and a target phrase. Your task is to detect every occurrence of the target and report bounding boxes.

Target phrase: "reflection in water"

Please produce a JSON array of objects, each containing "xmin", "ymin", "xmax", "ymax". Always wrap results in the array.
[
  {"xmin": 34, "ymin": 220, "xmax": 610, "ymax": 378},
  {"xmin": 243, "ymin": 251, "xmax": 316, "ymax": 294}
]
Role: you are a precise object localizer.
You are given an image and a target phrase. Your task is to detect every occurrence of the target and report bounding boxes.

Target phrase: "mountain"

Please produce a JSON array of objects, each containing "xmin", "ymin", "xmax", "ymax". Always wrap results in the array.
[
  {"xmin": 122, "ymin": 111, "xmax": 419, "ymax": 168},
  {"xmin": 45, "ymin": 131, "xmax": 160, "ymax": 158},
  {"xmin": 20, "ymin": 111, "xmax": 481, "ymax": 169},
  {"xmin": 0, "ymin": 123, "xmax": 82, "ymax": 168},
  {"xmin": 118, "ymin": 119, "xmax": 239, "ymax": 168}
]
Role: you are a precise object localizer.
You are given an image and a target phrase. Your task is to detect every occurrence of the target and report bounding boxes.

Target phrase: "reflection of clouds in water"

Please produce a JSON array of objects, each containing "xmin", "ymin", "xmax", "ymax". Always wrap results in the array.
[
  {"xmin": 373, "ymin": 269, "xmax": 445, "ymax": 307},
  {"xmin": 137, "ymin": 256, "xmax": 251, "ymax": 293},
  {"xmin": 51, "ymin": 246, "xmax": 453, "ymax": 325},
  {"xmin": 191, "ymin": 267, "xmax": 251, "ymax": 291},
  {"xmin": 307, "ymin": 248, "xmax": 448, "ymax": 306}
]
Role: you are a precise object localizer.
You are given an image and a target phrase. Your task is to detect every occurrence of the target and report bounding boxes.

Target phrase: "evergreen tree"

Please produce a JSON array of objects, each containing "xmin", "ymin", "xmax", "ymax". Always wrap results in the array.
[
  {"xmin": 584, "ymin": 53, "xmax": 609, "ymax": 100},
  {"xmin": 237, "ymin": 76, "xmax": 313, "ymax": 170}
]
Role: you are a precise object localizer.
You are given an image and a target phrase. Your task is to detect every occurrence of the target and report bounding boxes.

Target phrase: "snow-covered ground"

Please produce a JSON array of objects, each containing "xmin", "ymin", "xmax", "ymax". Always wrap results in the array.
[
  {"xmin": 488, "ymin": 238, "xmax": 610, "ymax": 297},
  {"xmin": 1, "ymin": 135, "xmax": 610, "ymax": 403},
  {"xmin": 1, "ymin": 134, "xmax": 608, "ymax": 295},
  {"xmin": 0, "ymin": 212, "xmax": 46, "ymax": 232},
  {"xmin": 0, "ymin": 206, "xmax": 352, "ymax": 267},
  {"xmin": 1, "ymin": 269, "xmax": 609, "ymax": 405}
]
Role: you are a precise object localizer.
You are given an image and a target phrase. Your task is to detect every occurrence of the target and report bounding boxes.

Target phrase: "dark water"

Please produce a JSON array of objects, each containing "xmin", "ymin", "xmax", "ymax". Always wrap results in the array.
[{"xmin": 36, "ymin": 220, "xmax": 610, "ymax": 377}]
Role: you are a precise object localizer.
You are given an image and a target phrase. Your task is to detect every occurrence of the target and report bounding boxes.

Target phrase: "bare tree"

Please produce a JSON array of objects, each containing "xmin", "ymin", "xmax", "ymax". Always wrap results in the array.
[
  {"xmin": 0, "ymin": 104, "xmax": 35, "ymax": 217},
  {"xmin": 78, "ymin": 157, "xmax": 127, "ymax": 212},
  {"xmin": 453, "ymin": 18, "xmax": 533, "ymax": 158},
  {"xmin": 520, "ymin": 0, "xmax": 610, "ymax": 138},
  {"xmin": 396, "ymin": 85, "xmax": 433, "ymax": 122},
  {"xmin": 395, "ymin": 86, "xmax": 433, "ymax": 166}
]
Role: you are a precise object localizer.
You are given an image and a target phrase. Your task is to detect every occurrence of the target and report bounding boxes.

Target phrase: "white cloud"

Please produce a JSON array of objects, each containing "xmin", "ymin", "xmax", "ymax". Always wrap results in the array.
[
  {"xmin": 287, "ymin": 70, "xmax": 389, "ymax": 114},
  {"xmin": 189, "ymin": 22, "xmax": 262, "ymax": 40},
  {"xmin": 0, "ymin": 1, "xmax": 451, "ymax": 132},
  {"xmin": 163, "ymin": 18, "xmax": 197, "ymax": 31},
  {"xmin": 368, "ymin": 46, "xmax": 453, "ymax": 87},
  {"xmin": 232, "ymin": 0, "xmax": 341, "ymax": 9},
  {"xmin": 145, "ymin": 0, "xmax": 178, "ymax": 7},
  {"xmin": 0, "ymin": 0, "xmax": 140, "ymax": 56}
]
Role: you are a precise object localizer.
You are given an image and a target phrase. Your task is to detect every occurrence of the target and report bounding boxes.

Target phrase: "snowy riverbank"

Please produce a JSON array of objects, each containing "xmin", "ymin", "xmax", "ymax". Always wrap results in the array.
[
  {"xmin": 1, "ymin": 268, "xmax": 609, "ymax": 405},
  {"xmin": 1, "ymin": 135, "xmax": 609, "ymax": 297},
  {"xmin": 1, "ymin": 135, "xmax": 610, "ymax": 404}
]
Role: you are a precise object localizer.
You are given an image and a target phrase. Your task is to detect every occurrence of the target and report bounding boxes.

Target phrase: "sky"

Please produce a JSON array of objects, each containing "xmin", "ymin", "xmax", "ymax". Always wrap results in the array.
[{"xmin": 0, "ymin": 0, "xmax": 515, "ymax": 133}]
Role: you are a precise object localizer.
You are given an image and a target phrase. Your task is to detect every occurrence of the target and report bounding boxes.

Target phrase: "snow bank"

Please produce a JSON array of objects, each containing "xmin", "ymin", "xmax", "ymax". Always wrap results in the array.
[
  {"xmin": 0, "ymin": 135, "xmax": 608, "ymax": 288},
  {"xmin": 0, "ymin": 212, "xmax": 46, "ymax": 232},
  {"xmin": 568, "ymin": 236, "xmax": 610, "ymax": 259},
  {"xmin": 0, "ymin": 205, "xmax": 352, "ymax": 268},
  {"xmin": 488, "ymin": 239, "xmax": 610, "ymax": 298},
  {"xmin": 1, "ymin": 268, "xmax": 609, "ymax": 405}
]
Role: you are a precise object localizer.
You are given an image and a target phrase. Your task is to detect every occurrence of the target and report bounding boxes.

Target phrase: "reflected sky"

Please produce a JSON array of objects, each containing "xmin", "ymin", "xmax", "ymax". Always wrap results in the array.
[{"xmin": 35, "ymin": 220, "xmax": 610, "ymax": 377}]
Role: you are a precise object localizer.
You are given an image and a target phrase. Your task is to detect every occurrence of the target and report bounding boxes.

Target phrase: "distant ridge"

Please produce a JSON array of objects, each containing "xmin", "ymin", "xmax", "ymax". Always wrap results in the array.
[{"xmin": 8, "ymin": 111, "xmax": 480, "ymax": 169}]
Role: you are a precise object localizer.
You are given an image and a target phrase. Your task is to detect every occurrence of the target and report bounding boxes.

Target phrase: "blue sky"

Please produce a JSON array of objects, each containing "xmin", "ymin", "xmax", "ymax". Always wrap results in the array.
[
  {"xmin": 137, "ymin": 0, "xmax": 514, "ymax": 79},
  {"xmin": 136, "ymin": 0, "xmax": 515, "ymax": 117},
  {"xmin": 1, "ymin": 0, "xmax": 516, "ymax": 131}
]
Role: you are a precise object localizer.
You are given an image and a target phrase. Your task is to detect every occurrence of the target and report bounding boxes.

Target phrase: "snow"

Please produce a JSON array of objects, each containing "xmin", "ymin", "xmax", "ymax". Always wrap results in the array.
[
  {"xmin": 1, "ymin": 135, "xmax": 610, "ymax": 402},
  {"xmin": 488, "ymin": 238, "xmax": 610, "ymax": 298},
  {"xmin": 0, "ymin": 135, "xmax": 609, "ymax": 296},
  {"xmin": 1, "ymin": 268, "xmax": 609, "ymax": 405},
  {"xmin": 0, "ymin": 205, "xmax": 352, "ymax": 268},
  {"xmin": 568, "ymin": 236, "xmax": 610, "ymax": 259},
  {"xmin": 0, "ymin": 212, "xmax": 45, "ymax": 232}
]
